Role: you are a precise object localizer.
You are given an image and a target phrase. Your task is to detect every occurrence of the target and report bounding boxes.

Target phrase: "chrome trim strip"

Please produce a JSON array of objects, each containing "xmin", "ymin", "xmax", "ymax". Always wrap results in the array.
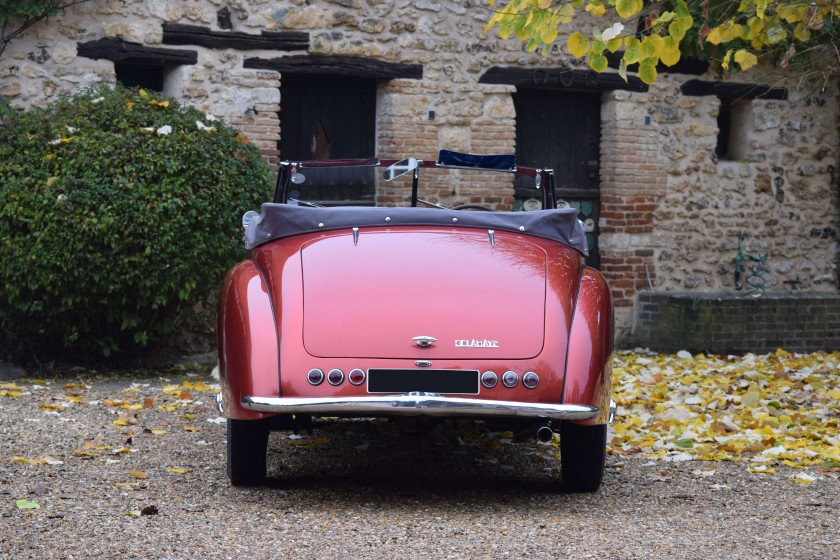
[
  {"xmin": 215, "ymin": 392, "xmax": 224, "ymax": 415},
  {"xmin": 241, "ymin": 394, "xmax": 600, "ymax": 421},
  {"xmin": 608, "ymin": 398, "xmax": 617, "ymax": 424}
]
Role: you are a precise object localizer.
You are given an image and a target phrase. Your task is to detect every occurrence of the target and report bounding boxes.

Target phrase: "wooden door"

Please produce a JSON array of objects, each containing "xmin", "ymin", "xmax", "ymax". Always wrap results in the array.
[
  {"xmin": 279, "ymin": 76, "xmax": 376, "ymax": 205},
  {"xmin": 514, "ymin": 89, "xmax": 601, "ymax": 268}
]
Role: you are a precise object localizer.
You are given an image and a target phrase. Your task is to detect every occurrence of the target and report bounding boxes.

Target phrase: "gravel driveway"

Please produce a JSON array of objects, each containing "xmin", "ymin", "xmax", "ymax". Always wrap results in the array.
[{"xmin": 1, "ymin": 371, "xmax": 838, "ymax": 560}]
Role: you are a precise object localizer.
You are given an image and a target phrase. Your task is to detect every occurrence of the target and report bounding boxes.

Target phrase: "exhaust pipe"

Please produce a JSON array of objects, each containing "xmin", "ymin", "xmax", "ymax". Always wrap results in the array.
[
  {"xmin": 512, "ymin": 422, "xmax": 555, "ymax": 443},
  {"xmin": 536, "ymin": 424, "xmax": 553, "ymax": 443}
]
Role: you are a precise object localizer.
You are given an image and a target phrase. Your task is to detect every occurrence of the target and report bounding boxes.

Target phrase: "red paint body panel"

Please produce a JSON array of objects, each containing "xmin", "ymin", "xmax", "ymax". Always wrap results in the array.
[
  {"xmin": 301, "ymin": 230, "xmax": 547, "ymax": 359},
  {"xmin": 217, "ymin": 260, "xmax": 280, "ymax": 420},
  {"xmin": 563, "ymin": 267, "xmax": 614, "ymax": 425}
]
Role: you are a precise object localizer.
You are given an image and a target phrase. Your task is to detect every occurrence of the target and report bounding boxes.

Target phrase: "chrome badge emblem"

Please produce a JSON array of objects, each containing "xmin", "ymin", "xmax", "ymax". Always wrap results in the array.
[
  {"xmin": 455, "ymin": 339, "xmax": 499, "ymax": 348},
  {"xmin": 412, "ymin": 336, "xmax": 437, "ymax": 348}
]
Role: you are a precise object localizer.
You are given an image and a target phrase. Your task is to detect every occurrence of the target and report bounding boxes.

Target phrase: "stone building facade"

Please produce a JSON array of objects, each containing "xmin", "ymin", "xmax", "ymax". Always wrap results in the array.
[{"xmin": 3, "ymin": 0, "xmax": 838, "ymax": 343}]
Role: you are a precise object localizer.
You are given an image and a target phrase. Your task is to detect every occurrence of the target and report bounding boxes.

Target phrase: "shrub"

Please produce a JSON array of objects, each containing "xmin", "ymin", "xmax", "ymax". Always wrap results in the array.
[{"xmin": 0, "ymin": 84, "xmax": 273, "ymax": 362}]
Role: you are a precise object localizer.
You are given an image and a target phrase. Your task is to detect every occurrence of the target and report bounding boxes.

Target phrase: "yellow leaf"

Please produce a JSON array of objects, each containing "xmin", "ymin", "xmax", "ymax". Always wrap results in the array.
[
  {"xmin": 643, "ymin": 34, "xmax": 665, "ymax": 59},
  {"xmin": 585, "ymin": 0, "xmax": 605, "ymax": 17},
  {"xmin": 139, "ymin": 89, "xmax": 149, "ymax": 99},
  {"xmin": 39, "ymin": 403, "xmax": 64, "ymax": 411},
  {"xmin": 706, "ymin": 26, "xmax": 723, "ymax": 45},
  {"xmin": 721, "ymin": 49, "xmax": 733, "ymax": 70},
  {"xmin": 567, "ymin": 32, "xmax": 590, "ymax": 58},
  {"xmin": 111, "ymin": 419, "xmax": 129, "ymax": 426},
  {"xmin": 588, "ymin": 53, "xmax": 608, "ymax": 73},
  {"xmin": 615, "ymin": 0, "xmax": 642, "ymax": 19},
  {"xmin": 1, "ymin": 390, "xmax": 23, "ymax": 397},
  {"xmin": 13, "ymin": 456, "xmax": 44, "ymax": 465},
  {"xmin": 617, "ymin": 58, "xmax": 628, "ymax": 82},
  {"xmin": 183, "ymin": 425, "xmax": 200, "ymax": 432},
  {"xmin": 660, "ymin": 36, "xmax": 681, "ymax": 66},
  {"xmin": 734, "ymin": 49, "xmax": 758, "ymax": 70},
  {"xmin": 637, "ymin": 60, "xmax": 657, "ymax": 84},
  {"xmin": 167, "ymin": 468, "xmax": 188, "ymax": 474},
  {"xmin": 606, "ymin": 37, "xmax": 623, "ymax": 53},
  {"xmin": 779, "ymin": 4, "xmax": 806, "ymax": 23},
  {"xmin": 793, "ymin": 23, "xmax": 810, "ymax": 41},
  {"xmin": 151, "ymin": 429, "xmax": 167, "ymax": 435},
  {"xmin": 130, "ymin": 470, "xmax": 147, "ymax": 479},
  {"xmin": 556, "ymin": 3, "xmax": 574, "ymax": 24},
  {"xmin": 742, "ymin": 385, "xmax": 761, "ymax": 407}
]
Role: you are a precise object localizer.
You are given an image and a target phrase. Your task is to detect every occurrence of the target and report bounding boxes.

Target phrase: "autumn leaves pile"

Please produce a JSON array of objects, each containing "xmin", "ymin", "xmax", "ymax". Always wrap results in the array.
[{"xmin": 610, "ymin": 349, "xmax": 840, "ymax": 483}]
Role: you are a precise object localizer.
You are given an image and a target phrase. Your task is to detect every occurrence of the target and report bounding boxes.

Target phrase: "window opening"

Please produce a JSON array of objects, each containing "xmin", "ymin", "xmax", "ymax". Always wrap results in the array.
[
  {"xmin": 716, "ymin": 97, "xmax": 752, "ymax": 161},
  {"xmin": 115, "ymin": 63, "xmax": 165, "ymax": 92},
  {"xmin": 279, "ymin": 75, "xmax": 377, "ymax": 205}
]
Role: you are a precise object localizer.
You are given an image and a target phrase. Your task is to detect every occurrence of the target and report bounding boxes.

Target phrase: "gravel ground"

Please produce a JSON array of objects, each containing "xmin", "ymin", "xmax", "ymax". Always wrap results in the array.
[{"xmin": 1, "ymin": 372, "xmax": 838, "ymax": 560}]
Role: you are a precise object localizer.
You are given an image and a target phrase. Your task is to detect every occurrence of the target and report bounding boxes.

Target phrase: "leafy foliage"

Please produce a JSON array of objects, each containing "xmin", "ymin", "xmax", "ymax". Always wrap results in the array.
[
  {"xmin": 0, "ymin": 85, "xmax": 273, "ymax": 361},
  {"xmin": 484, "ymin": 0, "xmax": 840, "ymax": 84}
]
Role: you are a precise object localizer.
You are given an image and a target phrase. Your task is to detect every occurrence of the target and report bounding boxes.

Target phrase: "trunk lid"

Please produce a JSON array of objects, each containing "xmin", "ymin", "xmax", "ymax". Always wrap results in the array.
[{"xmin": 301, "ymin": 230, "xmax": 548, "ymax": 359}]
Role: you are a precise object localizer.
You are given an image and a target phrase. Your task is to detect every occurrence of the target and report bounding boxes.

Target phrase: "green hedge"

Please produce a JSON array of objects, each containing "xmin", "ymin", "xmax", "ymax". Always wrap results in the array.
[{"xmin": 0, "ymin": 85, "xmax": 273, "ymax": 361}]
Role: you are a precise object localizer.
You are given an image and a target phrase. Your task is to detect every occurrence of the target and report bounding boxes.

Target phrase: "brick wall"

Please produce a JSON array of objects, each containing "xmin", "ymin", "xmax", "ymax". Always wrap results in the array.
[
  {"xmin": 225, "ymin": 70, "xmax": 282, "ymax": 168},
  {"xmin": 598, "ymin": 91, "xmax": 668, "ymax": 331},
  {"xmin": 633, "ymin": 292, "xmax": 840, "ymax": 353}
]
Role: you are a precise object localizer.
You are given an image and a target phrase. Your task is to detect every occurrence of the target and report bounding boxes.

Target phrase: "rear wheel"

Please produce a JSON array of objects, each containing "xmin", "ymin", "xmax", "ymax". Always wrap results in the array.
[
  {"xmin": 560, "ymin": 421, "xmax": 607, "ymax": 493},
  {"xmin": 227, "ymin": 417, "xmax": 270, "ymax": 486}
]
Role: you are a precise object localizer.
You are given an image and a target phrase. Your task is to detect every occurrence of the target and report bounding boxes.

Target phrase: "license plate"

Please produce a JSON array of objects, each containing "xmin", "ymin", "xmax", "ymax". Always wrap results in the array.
[{"xmin": 367, "ymin": 369, "xmax": 479, "ymax": 395}]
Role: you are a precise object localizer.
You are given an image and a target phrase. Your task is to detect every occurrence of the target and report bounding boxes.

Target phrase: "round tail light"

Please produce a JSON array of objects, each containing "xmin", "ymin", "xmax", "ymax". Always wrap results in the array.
[
  {"xmin": 327, "ymin": 368, "xmax": 345, "ymax": 386},
  {"xmin": 522, "ymin": 371, "xmax": 539, "ymax": 389},
  {"xmin": 502, "ymin": 371, "xmax": 519, "ymax": 388},
  {"xmin": 348, "ymin": 368, "xmax": 366, "ymax": 385},
  {"xmin": 307, "ymin": 368, "xmax": 324, "ymax": 385},
  {"xmin": 481, "ymin": 371, "xmax": 498, "ymax": 388}
]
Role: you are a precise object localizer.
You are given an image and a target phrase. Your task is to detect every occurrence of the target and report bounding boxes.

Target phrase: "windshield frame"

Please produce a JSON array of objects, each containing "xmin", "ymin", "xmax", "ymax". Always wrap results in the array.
[{"xmin": 273, "ymin": 154, "xmax": 557, "ymax": 210}]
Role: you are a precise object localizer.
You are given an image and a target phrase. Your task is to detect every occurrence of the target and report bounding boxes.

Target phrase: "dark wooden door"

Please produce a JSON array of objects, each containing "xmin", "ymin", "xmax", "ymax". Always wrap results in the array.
[
  {"xmin": 279, "ymin": 76, "xmax": 376, "ymax": 205},
  {"xmin": 514, "ymin": 89, "xmax": 601, "ymax": 268}
]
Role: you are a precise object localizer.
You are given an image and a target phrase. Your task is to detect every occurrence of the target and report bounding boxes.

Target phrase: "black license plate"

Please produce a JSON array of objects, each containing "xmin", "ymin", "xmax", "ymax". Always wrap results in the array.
[{"xmin": 367, "ymin": 369, "xmax": 479, "ymax": 395}]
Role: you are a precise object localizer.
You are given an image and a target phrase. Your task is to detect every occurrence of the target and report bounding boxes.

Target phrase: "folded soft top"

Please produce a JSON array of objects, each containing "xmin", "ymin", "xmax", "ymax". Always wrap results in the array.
[{"xmin": 245, "ymin": 204, "xmax": 588, "ymax": 255}]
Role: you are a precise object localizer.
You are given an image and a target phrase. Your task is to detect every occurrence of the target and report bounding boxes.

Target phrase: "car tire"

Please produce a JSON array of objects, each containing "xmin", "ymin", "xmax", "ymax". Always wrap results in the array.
[
  {"xmin": 227, "ymin": 417, "xmax": 270, "ymax": 486},
  {"xmin": 560, "ymin": 421, "xmax": 607, "ymax": 493}
]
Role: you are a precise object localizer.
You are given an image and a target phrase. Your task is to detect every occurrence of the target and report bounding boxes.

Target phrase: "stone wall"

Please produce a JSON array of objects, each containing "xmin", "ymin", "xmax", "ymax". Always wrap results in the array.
[{"xmin": 3, "ymin": 0, "xmax": 838, "ymax": 340}]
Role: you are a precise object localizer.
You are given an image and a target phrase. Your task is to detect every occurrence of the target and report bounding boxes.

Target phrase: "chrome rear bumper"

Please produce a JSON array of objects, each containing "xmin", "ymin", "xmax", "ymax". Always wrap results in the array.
[{"xmin": 239, "ymin": 393, "xmax": 602, "ymax": 421}]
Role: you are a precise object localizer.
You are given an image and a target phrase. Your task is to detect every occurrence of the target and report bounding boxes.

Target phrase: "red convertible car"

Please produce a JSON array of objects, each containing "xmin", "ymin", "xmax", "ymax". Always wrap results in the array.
[{"xmin": 216, "ymin": 151, "xmax": 615, "ymax": 492}]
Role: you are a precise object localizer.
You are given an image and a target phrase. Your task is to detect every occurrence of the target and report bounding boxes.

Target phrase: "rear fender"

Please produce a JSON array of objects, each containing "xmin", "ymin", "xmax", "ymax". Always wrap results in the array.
[
  {"xmin": 217, "ymin": 259, "xmax": 280, "ymax": 420},
  {"xmin": 563, "ymin": 267, "xmax": 614, "ymax": 425}
]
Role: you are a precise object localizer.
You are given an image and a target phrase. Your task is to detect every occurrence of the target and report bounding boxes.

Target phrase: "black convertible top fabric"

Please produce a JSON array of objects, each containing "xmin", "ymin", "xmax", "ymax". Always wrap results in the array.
[{"xmin": 244, "ymin": 204, "xmax": 588, "ymax": 255}]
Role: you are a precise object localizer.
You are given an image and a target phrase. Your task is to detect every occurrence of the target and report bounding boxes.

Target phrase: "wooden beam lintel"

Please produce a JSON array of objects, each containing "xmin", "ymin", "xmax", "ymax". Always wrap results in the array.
[
  {"xmin": 244, "ymin": 55, "xmax": 423, "ymax": 80},
  {"xmin": 162, "ymin": 23, "xmax": 309, "ymax": 51}
]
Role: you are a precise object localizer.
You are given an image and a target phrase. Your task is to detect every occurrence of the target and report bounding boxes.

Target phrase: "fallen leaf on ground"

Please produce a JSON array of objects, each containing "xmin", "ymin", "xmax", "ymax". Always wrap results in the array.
[{"xmin": 16, "ymin": 499, "xmax": 40, "ymax": 509}]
